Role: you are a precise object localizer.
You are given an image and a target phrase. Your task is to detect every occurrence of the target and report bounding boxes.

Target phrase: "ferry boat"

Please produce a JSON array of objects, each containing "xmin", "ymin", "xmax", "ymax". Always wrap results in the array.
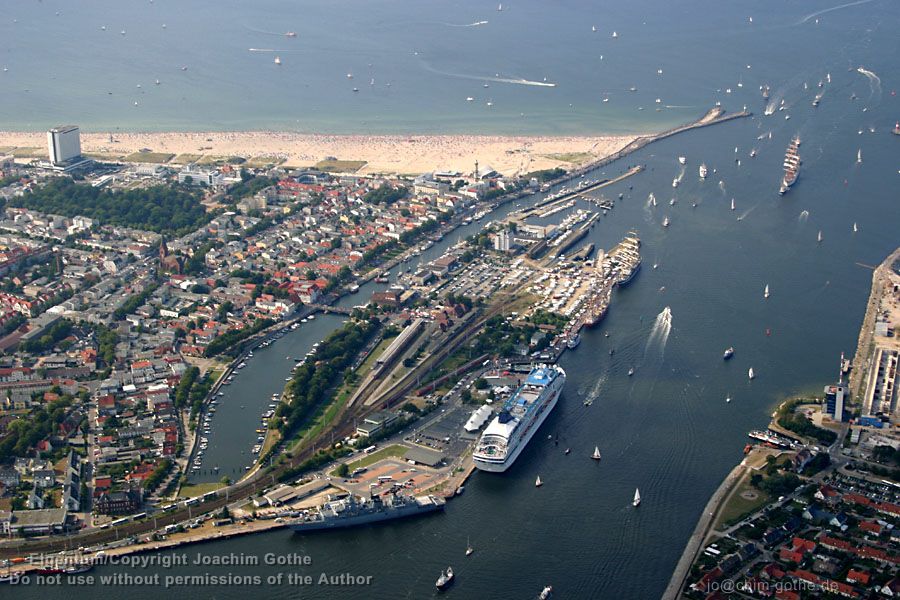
[
  {"xmin": 748, "ymin": 430, "xmax": 793, "ymax": 448},
  {"xmin": 473, "ymin": 365, "xmax": 566, "ymax": 473},
  {"xmin": 566, "ymin": 334, "xmax": 581, "ymax": 349},
  {"xmin": 779, "ymin": 136, "xmax": 801, "ymax": 194},
  {"xmin": 290, "ymin": 492, "xmax": 445, "ymax": 531}
]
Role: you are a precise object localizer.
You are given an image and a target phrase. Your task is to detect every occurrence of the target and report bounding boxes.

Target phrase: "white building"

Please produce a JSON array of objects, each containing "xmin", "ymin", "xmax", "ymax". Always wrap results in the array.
[
  {"xmin": 178, "ymin": 165, "xmax": 224, "ymax": 188},
  {"xmin": 48, "ymin": 126, "xmax": 82, "ymax": 165},
  {"xmin": 492, "ymin": 230, "xmax": 511, "ymax": 252}
]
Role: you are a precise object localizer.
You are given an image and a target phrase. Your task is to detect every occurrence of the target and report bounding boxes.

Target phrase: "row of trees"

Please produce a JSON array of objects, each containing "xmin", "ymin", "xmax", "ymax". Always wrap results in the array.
[
  {"xmin": 204, "ymin": 318, "xmax": 275, "ymax": 357},
  {"xmin": 363, "ymin": 184, "xmax": 408, "ymax": 205},
  {"xmin": 11, "ymin": 179, "xmax": 212, "ymax": 236},
  {"xmin": 272, "ymin": 319, "xmax": 379, "ymax": 438},
  {"xmin": 19, "ymin": 319, "xmax": 73, "ymax": 354},
  {"xmin": 113, "ymin": 283, "xmax": 160, "ymax": 320}
]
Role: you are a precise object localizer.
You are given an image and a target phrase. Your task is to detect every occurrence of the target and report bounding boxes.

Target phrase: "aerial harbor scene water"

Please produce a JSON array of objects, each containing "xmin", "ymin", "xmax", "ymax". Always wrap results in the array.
[{"xmin": 0, "ymin": 0, "xmax": 899, "ymax": 598}]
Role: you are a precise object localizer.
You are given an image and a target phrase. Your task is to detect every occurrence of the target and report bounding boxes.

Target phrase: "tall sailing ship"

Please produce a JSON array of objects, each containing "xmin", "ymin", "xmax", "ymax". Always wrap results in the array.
[
  {"xmin": 473, "ymin": 365, "xmax": 566, "ymax": 472},
  {"xmin": 779, "ymin": 136, "xmax": 801, "ymax": 195}
]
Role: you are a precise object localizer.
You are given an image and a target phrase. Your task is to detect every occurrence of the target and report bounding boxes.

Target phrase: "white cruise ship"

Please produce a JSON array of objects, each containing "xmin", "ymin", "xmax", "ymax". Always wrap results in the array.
[{"xmin": 473, "ymin": 365, "xmax": 566, "ymax": 473}]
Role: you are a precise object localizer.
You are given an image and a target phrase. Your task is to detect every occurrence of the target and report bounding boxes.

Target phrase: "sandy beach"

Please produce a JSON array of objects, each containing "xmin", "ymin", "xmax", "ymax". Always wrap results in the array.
[{"xmin": 0, "ymin": 131, "xmax": 637, "ymax": 176}]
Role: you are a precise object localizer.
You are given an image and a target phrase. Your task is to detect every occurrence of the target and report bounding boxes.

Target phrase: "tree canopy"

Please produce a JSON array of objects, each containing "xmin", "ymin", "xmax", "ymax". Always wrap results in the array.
[{"xmin": 12, "ymin": 178, "xmax": 211, "ymax": 236}]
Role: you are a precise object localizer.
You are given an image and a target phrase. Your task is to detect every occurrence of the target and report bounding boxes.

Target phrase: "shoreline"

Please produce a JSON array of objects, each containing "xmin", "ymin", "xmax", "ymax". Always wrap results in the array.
[
  {"xmin": 664, "ymin": 247, "xmax": 900, "ymax": 600},
  {"xmin": 0, "ymin": 130, "xmax": 638, "ymax": 177},
  {"xmin": 0, "ymin": 108, "xmax": 746, "ymax": 178},
  {"xmin": 0, "ymin": 106, "xmax": 751, "ymax": 561}
]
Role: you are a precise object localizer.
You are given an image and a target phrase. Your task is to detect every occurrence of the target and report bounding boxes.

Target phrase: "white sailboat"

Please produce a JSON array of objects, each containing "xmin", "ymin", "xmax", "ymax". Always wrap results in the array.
[
  {"xmin": 764, "ymin": 284, "xmax": 769, "ymax": 299},
  {"xmin": 853, "ymin": 222, "xmax": 858, "ymax": 233},
  {"xmin": 632, "ymin": 488, "xmax": 641, "ymax": 507},
  {"xmin": 730, "ymin": 198, "xmax": 735, "ymax": 211},
  {"xmin": 857, "ymin": 149, "xmax": 862, "ymax": 164},
  {"xmin": 748, "ymin": 367, "xmax": 755, "ymax": 380},
  {"xmin": 726, "ymin": 395, "xmax": 731, "ymax": 403},
  {"xmin": 497, "ymin": 2, "xmax": 502, "ymax": 10},
  {"xmin": 817, "ymin": 230, "xmax": 823, "ymax": 243},
  {"xmin": 611, "ymin": 31, "xmax": 618, "ymax": 38},
  {"xmin": 273, "ymin": 56, "xmax": 281, "ymax": 65},
  {"xmin": 662, "ymin": 216, "xmax": 670, "ymax": 228},
  {"xmin": 535, "ymin": 475, "xmax": 543, "ymax": 487},
  {"xmin": 591, "ymin": 446, "xmax": 602, "ymax": 460},
  {"xmin": 466, "ymin": 538, "xmax": 474, "ymax": 556},
  {"xmin": 678, "ymin": 156, "xmax": 686, "ymax": 165}
]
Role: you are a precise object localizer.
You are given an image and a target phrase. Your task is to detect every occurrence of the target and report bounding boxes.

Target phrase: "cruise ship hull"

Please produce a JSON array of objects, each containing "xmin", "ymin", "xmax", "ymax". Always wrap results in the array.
[{"xmin": 473, "ymin": 384, "xmax": 563, "ymax": 473}]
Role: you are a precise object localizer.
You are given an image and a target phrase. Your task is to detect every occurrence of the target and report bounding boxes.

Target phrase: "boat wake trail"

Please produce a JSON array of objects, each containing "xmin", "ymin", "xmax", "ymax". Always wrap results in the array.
[
  {"xmin": 855, "ymin": 66, "xmax": 881, "ymax": 96},
  {"xmin": 645, "ymin": 307, "xmax": 672, "ymax": 356},
  {"xmin": 443, "ymin": 20, "xmax": 489, "ymax": 27},
  {"xmin": 243, "ymin": 24, "xmax": 286, "ymax": 37},
  {"xmin": 418, "ymin": 61, "xmax": 557, "ymax": 87},
  {"xmin": 797, "ymin": 0, "xmax": 877, "ymax": 25},
  {"xmin": 798, "ymin": 209, "xmax": 810, "ymax": 222},
  {"xmin": 582, "ymin": 374, "xmax": 607, "ymax": 405}
]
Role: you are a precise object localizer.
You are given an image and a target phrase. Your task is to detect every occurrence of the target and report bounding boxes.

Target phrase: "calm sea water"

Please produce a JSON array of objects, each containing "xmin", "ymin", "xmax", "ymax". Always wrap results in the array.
[{"xmin": 5, "ymin": 0, "xmax": 900, "ymax": 598}]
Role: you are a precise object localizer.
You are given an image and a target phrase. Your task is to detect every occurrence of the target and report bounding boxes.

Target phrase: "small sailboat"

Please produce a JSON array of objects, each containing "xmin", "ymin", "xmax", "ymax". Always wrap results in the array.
[
  {"xmin": 564, "ymin": 448, "xmax": 570, "ymax": 455},
  {"xmin": 592, "ymin": 25, "xmax": 597, "ymax": 32},
  {"xmin": 627, "ymin": 367, "xmax": 634, "ymax": 376},
  {"xmin": 678, "ymin": 156, "xmax": 686, "ymax": 165},
  {"xmin": 817, "ymin": 230, "xmax": 823, "ymax": 243},
  {"xmin": 726, "ymin": 395, "xmax": 731, "ymax": 403},
  {"xmin": 466, "ymin": 538, "xmax": 474, "ymax": 556},
  {"xmin": 662, "ymin": 216, "xmax": 670, "ymax": 228},
  {"xmin": 497, "ymin": 2, "xmax": 502, "ymax": 10},
  {"xmin": 853, "ymin": 222, "xmax": 858, "ymax": 233},
  {"xmin": 730, "ymin": 198, "xmax": 736, "ymax": 211},
  {"xmin": 764, "ymin": 284, "xmax": 770, "ymax": 299},
  {"xmin": 633, "ymin": 488, "xmax": 641, "ymax": 507},
  {"xmin": 535, "ymin": 475, "xmax": 543, "ymax": 487},
  {"xmin": 591, "ymin": 446, "xmax": 602, "ymax": 460},
  {"xmin": 274, "ymin": 56, "xmax": 281, "ymax": 65},
  {"xmin": 856, "ymin": 149, "xmax": 862, "ymax": 164},
  {"xmin": 748, "ymin": 367, "xmax": 755, "ymax": 380},
  {"xmin": 612, "ymin": 31, "xmax": 618, "ymax": 38}
]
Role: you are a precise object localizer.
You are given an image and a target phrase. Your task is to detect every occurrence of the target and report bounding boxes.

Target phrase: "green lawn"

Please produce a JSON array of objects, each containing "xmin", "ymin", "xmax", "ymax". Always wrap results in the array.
[
  {"xmin": 172, "ymin": 153, "xmax": 203, "ymax": 164},
  {"xmin": 123, "ymin": 151, "xmax": 175, "ymax": 164},
  {"xmin": 715, "ymin": 476, "xmax": 770, "ymax": 530},
  {"xmin": 330, "ymin": 444, "xmax": 407, "ymax": 476},
  {"xmin": 243, "ymin": 156, "xmax": 286, "ymax": 168},
  {"xmin": 542, "ymin": 152, "xmax": 594, "ymax": 163},
  {"xmin": 314, "ymin": 159, "xmax": 367, "ymax": 173},
  {"xmin": 11, "ymin": 147, "xmax": 45, "ymax": 158},
  {"xmin": 178, "ymin": 481, "xmax": 226, "ymax": 498}
]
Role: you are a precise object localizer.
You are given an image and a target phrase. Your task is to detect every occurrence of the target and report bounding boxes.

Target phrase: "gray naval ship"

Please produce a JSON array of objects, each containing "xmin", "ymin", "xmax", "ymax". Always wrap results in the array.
[{"xmin": 290, "ymin": 491, "xmax": 445, "ymax": 532}]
